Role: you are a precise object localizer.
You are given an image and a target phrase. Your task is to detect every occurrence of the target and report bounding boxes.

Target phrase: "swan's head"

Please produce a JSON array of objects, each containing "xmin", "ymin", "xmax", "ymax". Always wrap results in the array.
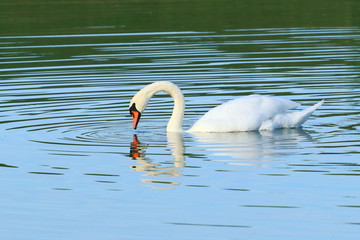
[
  {"xmin": 129, "ymin": 102, "xmax": 141, "ymax": 129},
  {"xmin": 129, "ymin": 81, "xmax": 184, "ymax": 131},
  {"xmin": 129, "ymin": 86, "xmax": 153, "ymax": 129}
]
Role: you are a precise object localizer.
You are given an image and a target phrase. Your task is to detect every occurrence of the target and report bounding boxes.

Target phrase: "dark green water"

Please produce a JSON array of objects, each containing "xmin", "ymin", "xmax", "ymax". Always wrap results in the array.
[
  {"xmin": 1, "ymin": 0, "xmax": 359, "ymax": 35},
  {"xmin": 0, "ymin": 1, "xmax": 360, "ymax": 240}
]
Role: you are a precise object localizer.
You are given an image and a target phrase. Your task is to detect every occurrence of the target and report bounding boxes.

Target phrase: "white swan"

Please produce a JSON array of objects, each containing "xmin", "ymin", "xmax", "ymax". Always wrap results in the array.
[{"xmin": 129, "ymin": 81, "xmax": 324, "ymax": 132}]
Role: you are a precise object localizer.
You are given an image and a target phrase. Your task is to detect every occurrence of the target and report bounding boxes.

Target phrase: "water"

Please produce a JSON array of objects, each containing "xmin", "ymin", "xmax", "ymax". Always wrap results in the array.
[{"xmin": 1, "ymin": 1, "xmax": 360, "ymax": 240}]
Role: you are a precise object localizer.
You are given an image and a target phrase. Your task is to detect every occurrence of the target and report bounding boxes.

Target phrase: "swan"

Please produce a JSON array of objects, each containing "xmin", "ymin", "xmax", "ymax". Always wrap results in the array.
[{"xmin": 129, "ymin": 81, "xmax": 324, "ymax": 132}]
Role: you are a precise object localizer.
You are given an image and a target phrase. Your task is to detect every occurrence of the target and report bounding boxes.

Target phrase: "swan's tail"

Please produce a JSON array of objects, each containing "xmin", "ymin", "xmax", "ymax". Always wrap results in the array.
[{"xmin": 292, "ymin": 99, "xmax": 324, "ymax": 127}]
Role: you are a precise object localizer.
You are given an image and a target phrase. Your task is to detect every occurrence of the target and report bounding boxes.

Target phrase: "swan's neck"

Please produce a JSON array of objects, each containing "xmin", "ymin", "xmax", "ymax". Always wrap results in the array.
[
  {"xmin": 168, "ymin": 93, "xmax": 185, "ymax": 132},
  {"xmin": 164, "ymin": 84, "xmax": 185, "ymax": 132},
  {"xmin": 143, "ymin": 81, "xmax": 185, "ymax": 132}
]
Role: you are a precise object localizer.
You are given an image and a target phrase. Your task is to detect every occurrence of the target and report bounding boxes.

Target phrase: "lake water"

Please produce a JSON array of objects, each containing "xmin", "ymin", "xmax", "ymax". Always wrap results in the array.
[{"xmin": 0, "ymin": 1, "xmax": 360, "ymax": 240}]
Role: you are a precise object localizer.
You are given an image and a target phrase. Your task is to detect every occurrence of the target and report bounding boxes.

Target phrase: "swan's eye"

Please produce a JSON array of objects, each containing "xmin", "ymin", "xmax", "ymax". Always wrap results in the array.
[
  {"xmin": 129, "ymin": 103, "xmax": 137, "ymax": 116},
  {"xmin": 129, "ymin": 103, "xmax": 137, "ymax": 111}
]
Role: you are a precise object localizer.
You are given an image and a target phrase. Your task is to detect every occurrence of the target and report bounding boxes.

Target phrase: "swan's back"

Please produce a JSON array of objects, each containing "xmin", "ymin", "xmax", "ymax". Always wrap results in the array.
[{"xmin": 187, "ymin": 95, "xmax": 301, "ymax": 132}]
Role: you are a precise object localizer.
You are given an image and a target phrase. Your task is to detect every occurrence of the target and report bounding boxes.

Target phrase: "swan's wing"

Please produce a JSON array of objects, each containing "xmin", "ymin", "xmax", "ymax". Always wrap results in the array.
[
  {"xmin": 260, "ymin": 99, "xmax": 324, "ymax": 130},
  {"xmin": 188, "ymin": 95, "xmax": 300, "ymax": 132}
]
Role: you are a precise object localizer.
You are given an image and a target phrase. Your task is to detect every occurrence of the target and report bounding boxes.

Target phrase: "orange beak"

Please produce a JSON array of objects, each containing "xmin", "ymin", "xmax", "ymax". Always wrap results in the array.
[
  {"xmin": 129, "ymin": 103, "xmax": 141, "ymax": 129},
  {"xmin": 131, "ymin": 110, "xmax": 141, "ymax": 129}
]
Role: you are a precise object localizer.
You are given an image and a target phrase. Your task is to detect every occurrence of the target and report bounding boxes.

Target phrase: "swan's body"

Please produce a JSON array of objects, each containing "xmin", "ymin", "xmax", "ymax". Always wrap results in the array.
[{"xmin": 129, "ymin": 81, "xmax": 324, "ymax": 133}]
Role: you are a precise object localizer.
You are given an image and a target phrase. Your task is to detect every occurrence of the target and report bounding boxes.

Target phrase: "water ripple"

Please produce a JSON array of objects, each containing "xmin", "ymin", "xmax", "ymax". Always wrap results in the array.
[{"xmin": 0, "ymin": 28, "xmax": 359, "ymax": 163}]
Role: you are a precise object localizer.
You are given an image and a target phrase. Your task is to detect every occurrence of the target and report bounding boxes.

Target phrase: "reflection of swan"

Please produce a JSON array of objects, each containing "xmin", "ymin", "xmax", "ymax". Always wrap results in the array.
[
  {"xmin": 191, "ymin": 129, "xmax": 312, "ymax": 162},
  {"xmin": 129, "ymin": 129, "xmax": 314, "ymax": 187},
  {"xmin": 129, "ymin": 81, "xmax": 324, "ymax": 132},
  {"xmin": 129, "ymin": 134, "xmax": 185, "ymax": 183}
]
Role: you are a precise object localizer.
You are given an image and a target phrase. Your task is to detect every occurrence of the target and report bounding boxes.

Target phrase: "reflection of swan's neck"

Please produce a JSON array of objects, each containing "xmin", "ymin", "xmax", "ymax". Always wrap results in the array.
[
  {"xmin": 147, "ymin": 82, "xmax": 185, "ymax": 132},
  {"xmin": 167, "ymin": 132, "xmax": 185, "ymax": 166}
]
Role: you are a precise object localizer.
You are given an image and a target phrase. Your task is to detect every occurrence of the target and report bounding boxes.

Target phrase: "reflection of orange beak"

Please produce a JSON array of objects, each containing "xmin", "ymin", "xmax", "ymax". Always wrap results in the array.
[
  {"xmin": 130, "ymin": 134, "xmax": 140, "ymax": 159},
  {"xmin": 131, "ymin": 110, "xmax": 141, "ymax": 129}
]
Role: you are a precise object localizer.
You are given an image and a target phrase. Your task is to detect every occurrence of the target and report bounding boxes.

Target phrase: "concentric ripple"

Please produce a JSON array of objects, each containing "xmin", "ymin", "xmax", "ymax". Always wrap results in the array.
[{"xmin": 0, "ymin": 27, "xmax": 359, "ymax": 156}]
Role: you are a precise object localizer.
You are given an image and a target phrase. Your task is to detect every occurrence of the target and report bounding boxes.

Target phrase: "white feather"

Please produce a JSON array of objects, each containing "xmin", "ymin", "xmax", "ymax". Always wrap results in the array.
[{"xmin": 130, "ymin": 81, "xmax": 324, "ymax": 132}]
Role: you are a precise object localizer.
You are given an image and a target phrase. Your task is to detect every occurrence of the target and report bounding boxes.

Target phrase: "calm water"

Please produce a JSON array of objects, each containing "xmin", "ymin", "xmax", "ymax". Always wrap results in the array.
[{"xmin": 1, "ymin": 1, "xmax": 360, "ymax": 240}]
